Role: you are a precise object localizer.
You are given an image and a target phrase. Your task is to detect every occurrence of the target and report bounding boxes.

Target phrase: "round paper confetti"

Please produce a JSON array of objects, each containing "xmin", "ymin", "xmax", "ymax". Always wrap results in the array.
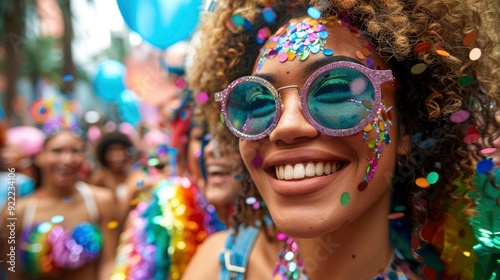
[
  {"xmin": 340, "ymin": 192, "xmax": 350, "ymax": 206},
  {"xmin": 107, "ymin": 220, "xmax": 119, "ymax": 229},
  {"xmin": 480, "ymin": 147, "xmax": 497, "ymax": 154},
  {"xmin": 469, "ymin": 48, "xmax": 482, "ymax": 61},
  {"xmin": 458, "ymin": 75, "xmax": 474, "ymax": 86},
  {"xmin": 476, "ymin": 158, "xmax": 494, "ymax": 174},
  {"xmin": 426, "ymin": 172, "xmax": 439, "ymax": 184},
  {"xmin": 262, "ymin": 7, "xmax": 276, "ymax": 25},
  {"xmin": 394, "ymin": 205, "xmax": 406, "ymax": 211},
  {"xmin": 323, "ymin": 48, "xmax": 334, "ymax": 56},
  {"xmin": 232, "ymin": 14, "xmax": 244, "ymax": 27},
  {"xmin": 463, "ymin": 31, "xmax": 478, "ymax": 47},
  {"xmin": 415, "ymin": 42, "xmax": 431, "ymax": 53},
  {"xmin": 51, "ymin": 215, "xmax": 64, "ymax": 223},
  {"xmin": 245, "ymin": 196, "xmax": 257, "ymax": 205},
  {"xmin": 196, "ymin": 92, "xmax": 209, "ymax": 104},
  {"xmin": 450, "ymin": 109, "xmax": 470, "ymax": 123},
  {"xmin": 388, "ymin": 212, "xmax": 405, "ymax": 220},
  {"xmin": 38, "ymin": 222, "xmax": 52, "ymax": 233},
  {"xmin": 252, "ymin": 156, "xmax": 264, "ymax": 168},
  {"xmin": 435, "ymin": 47, "xmax": 450, "ymax": 57},
  {"xmin": 63, "ymin": 196, "xmax": 73, "ymax": 202},
  {"xmin": 355, "ymin": 51, "xmax": 365, "ymax": 60},
  {"xmin": 307, "ymin": 7, "xmax": 321, "ymax": 19},
  {"xmin": 416, "ymin": 177, "xmax": 430, "ymax": 188},
  {"xmin": 411, "ymin": 63, "xmax": 427, "ymax": 74}
]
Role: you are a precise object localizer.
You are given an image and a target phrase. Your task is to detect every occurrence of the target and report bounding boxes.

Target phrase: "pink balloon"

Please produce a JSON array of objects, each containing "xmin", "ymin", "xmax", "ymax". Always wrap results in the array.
[
  {"xmin": 7, "ymin": 126, "xmax": 46, "ymax": 157},
  {"xmin": 119, "ymin": 122, "xmax": 135, "ymax": 136},
  {"xmin": 142, "ymin": 129, "xmax": 169, "ymax": 149},
  {"xmin": 87, "ymin": 125, "xmax": 102, "ymax": 144},
  {"xmin": 139, "ymin": 102, "xmax": 160, "ymax": 126}
]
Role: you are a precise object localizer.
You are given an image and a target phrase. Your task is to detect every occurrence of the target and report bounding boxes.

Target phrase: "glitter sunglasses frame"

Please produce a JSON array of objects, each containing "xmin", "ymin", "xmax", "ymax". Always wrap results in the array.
[{"xmin": 215, "ymin": 60, "xmax": 393, "ymax": 140}]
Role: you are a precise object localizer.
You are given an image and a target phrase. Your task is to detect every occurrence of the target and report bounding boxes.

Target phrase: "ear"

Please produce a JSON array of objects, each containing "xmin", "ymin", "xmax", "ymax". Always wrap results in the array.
[{"xmin": 396, "ymin": 133, "xmax": 411, "ymax": 156}]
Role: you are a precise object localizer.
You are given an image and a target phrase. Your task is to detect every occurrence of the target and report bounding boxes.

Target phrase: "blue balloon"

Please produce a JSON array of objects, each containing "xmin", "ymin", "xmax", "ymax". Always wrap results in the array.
[
  {"xmin": 117, "ymin": 0, "xmax": 203, "ymax": 49},
  {"xmin": 93, "ymin": 60, "xmax": 126, "ymax": 102},
  {"xmin": 117, "ymin": 89, "xmax": 141, "ymax": 126}
]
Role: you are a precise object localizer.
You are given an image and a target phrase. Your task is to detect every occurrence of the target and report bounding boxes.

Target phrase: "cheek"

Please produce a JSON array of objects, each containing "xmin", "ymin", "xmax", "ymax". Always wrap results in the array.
[{"xmin": 239, "ymin": 140, "xmax": 260, "ymax": 171}]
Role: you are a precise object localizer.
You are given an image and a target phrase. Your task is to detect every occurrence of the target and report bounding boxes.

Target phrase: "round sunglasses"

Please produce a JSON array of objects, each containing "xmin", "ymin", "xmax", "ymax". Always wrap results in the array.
[{"xmin": 215, "ymin": 60, "xmax": 393, "ymax": 140}]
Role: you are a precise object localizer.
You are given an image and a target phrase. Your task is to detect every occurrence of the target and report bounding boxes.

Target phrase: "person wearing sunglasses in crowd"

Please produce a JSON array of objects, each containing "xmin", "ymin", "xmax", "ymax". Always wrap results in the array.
[{"xmin": 183, "ymin": 0, "xmax": 500, "ymax": 279}]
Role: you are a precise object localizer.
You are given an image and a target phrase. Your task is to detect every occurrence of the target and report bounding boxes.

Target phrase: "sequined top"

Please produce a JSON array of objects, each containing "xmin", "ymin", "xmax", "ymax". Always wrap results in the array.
[{"xmin": 19, "ymin": 182, "xmax": 103, "ymax": 277}]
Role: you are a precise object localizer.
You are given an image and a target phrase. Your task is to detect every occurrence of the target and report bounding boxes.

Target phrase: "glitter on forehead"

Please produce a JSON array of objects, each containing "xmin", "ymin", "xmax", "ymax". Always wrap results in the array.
[{"xmin": 256, "ymin": 17, "xmax": 333, "ymax": 73}]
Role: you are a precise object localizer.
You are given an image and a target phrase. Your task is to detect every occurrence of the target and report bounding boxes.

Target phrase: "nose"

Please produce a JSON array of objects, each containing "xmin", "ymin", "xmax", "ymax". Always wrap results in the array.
[
  {"xmin": 268, "ymin": 87, "xmax": 319, "ymax": 144},
  {"xmin": 204, "ymin": 139, "xmax": 220, "ymax": 159}
]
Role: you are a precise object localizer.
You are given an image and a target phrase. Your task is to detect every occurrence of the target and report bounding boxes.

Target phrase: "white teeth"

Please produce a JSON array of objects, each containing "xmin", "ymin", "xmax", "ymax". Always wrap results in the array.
[
  {"xmin": 324, "ymin": 162, "xmax": 331, "ymax": 175},
  {"xmin": 305, "ymin": 162, "xmax": 315, "ymax": 177},
  {"xmin": 284, "ymin": 164, "xmax": 294, "ymax": 180},
  {"xmin": 315, "ymin": 162, "xmax": 324, "ymax": 176},
  {"xmin": 275, "ymin": 161, "xmax": 343, "ymax": 180},
  {"xmin": 293, "ymin": 164, "xmax": 305, "ymax": 179}
]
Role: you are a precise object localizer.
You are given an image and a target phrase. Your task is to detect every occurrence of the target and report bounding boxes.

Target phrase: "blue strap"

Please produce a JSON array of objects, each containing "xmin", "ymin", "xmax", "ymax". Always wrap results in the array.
[{"xmin": 219, "ymin": 225, "xmax": 260, "ymax": 280}]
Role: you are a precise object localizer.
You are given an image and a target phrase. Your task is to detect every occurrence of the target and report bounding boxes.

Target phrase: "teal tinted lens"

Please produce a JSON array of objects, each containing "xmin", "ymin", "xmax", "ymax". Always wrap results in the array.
[
  {"xmin": 227, "ymin": 81, "xmax": 277, "ymax": 136},
  {"xmin": 307, "ymin": 67, "xmax": 375, "ymax": 130}
]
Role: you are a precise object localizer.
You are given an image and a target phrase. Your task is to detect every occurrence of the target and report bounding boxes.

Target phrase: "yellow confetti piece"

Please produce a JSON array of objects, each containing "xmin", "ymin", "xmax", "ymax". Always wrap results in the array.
[
  {"xmin": 416, "ymin": 177, "xmax": 430, "ymax": 188},
  {"xmin": 129, "ymin": 198, "xmax": 139, "ymax": 206},
  {"xmin": 463, "ymin": 251, "xmax": 471, "ymax": 257},
  {"xmin": 107, "ymin": 220, "xmax": 119, "ymax": 229},
  {"xmin": 435, "ymin": 47, "xmax": 450, "ymax": 57},
  {"xmin": 287, "ymin": 52, "xmax": 296, "ymax": 61}
]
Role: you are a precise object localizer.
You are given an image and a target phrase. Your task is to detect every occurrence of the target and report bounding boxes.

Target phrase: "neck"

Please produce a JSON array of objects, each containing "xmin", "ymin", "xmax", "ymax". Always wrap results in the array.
[
  {"xmin": 39, "ymin": 179, "xmax": 78, "ymax": 198},
  {"xmin": 297, "ymin": 190, "xmax": 393, "ymax": 279},
  {"xmin": 216, "ymin": 204, "xmax": 235, "ymax": 227}
]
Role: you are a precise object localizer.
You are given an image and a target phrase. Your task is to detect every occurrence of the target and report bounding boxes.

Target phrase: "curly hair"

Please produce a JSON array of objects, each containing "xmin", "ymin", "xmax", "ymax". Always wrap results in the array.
[{"xmin": 188, "ymin": 0, "xmax": 500, "ymax": 275}]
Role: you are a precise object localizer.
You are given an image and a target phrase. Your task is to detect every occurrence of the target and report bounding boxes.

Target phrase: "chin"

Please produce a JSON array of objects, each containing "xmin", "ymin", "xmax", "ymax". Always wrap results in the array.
[{"xmin": 267, "ymin": 203, "xmax": 349, "ymax": 238}]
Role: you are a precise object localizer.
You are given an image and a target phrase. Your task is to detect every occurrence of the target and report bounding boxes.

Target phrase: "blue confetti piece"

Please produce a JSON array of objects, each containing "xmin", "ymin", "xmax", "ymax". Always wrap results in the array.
[
  {"xmin": 476, "ymin": 158, "xmax": 494, "ymax": 174},
  {"xmin": 307, "ymin": 7, "xmax": 321, "ymax": 19},
  {"xmin": 323, "ymin": 48, "xmax": 334, "ymax": 56},
  {"xmin": 262, "ymin": 7, "xmax": 276, "ymax": 25},
  {"xmin": 62, "ymin": 74, "xmax": 74, "ymax": 82}
]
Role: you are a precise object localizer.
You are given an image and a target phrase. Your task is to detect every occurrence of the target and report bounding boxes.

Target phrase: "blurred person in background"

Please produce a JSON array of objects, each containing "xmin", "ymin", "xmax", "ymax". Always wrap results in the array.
[{"xmin": 0, "ymin": 129, "xmax": 119, "ymax": 279}]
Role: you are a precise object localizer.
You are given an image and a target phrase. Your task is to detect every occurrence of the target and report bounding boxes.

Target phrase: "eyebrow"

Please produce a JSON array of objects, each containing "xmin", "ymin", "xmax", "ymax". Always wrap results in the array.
[{"xmin": 255, "ymin": 55, "xmax": 363, "ymax": 84}]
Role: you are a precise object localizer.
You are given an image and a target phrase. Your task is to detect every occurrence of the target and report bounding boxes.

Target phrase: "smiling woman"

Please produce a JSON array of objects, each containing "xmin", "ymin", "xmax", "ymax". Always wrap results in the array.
[
  {"xmin": 0, "ymin": 130, "xmax": 119, "ymax": 280},
  {"xmin": 183, "ymin": 0, "xmax": 500, "ymax": 279}
]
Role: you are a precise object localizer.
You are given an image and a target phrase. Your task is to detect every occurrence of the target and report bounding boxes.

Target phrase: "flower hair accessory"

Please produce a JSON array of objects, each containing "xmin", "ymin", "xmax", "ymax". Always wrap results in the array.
[{"xmin": 29, "ymin": 94, "xmax": 82, "ymax": 136}]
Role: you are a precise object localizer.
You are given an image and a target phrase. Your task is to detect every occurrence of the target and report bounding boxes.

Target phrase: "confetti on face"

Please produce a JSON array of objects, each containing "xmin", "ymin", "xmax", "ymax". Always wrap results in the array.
[
  {"xmin": 256, "ymin": 17, "xmax": 329, "ymax": 72},
  {"xmin": 252, "ymin": 155, "xmax": 264, "ymax": 168},
  {"xmin": 340, "ymin": 192, "xmax": 351, "ymax": 205}
]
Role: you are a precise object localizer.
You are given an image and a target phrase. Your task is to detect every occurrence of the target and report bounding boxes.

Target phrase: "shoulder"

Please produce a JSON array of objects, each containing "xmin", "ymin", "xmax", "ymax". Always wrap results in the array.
[
  {"xmin": 182, "ymin": 230, "xmax": 229, "ymax": 280},
  {"xmin": 85, "ymin": 183, "xmax": 116, "ymax": 220},
  {"xmin": 86, "ymin": 183, "xmax": 115, "ymax": 204}
]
